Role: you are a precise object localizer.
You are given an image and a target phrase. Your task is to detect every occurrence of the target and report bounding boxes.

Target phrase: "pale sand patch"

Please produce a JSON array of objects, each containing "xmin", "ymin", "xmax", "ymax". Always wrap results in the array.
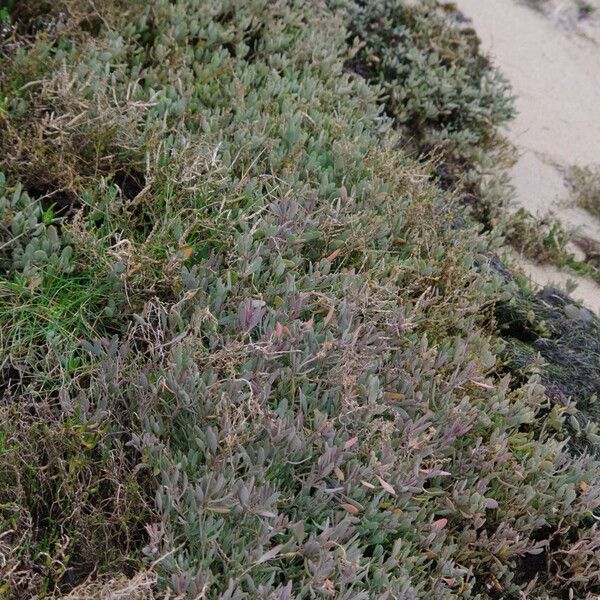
[
  {"xmin": 517, "ymin": 256, "xmax": 600, "ymax": 313},
  {"xmin": 454, "ymin": 0, "xmax": 600, "ymax": 312}
]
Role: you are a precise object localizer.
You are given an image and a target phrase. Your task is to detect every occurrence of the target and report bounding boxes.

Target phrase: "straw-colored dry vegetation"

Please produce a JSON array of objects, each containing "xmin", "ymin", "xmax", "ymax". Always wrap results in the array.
[{"xmin": 1, "ymin": 1, "xmax": 599, "ymax": 598}]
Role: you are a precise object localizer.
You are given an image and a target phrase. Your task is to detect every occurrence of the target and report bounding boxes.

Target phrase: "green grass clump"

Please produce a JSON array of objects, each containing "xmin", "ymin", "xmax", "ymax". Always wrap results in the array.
[
  {"xmin": 0, "ymin": 1, "xmax": 599, "ymax": 598},
  {"xmin": 0, "ymin": 173, "xmax": 127, "ymax": 392}
]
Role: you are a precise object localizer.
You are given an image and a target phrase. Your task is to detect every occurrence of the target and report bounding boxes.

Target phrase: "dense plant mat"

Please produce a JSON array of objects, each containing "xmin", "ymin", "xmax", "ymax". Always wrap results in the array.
[
  {"xmin": 335, "ymin": 0, "xmax": 600, "ymax": 434},
  {"xmin": 1, "ymin": 1, "xmax": 599, "ymax": 598},
  {"xmin": 491, "ymin": 259, "xmax": 600, "ymax": 450},
  {"xmin": 333, "ymin": 0, "xmax": 514, "ymax": 160},
  {"xmin": 569, "ymin": 165, "xmax": 600, "ymax": 220},
  {"xmin": 329, "ymin": 0, "xmax": 516, "ymax": 225}
]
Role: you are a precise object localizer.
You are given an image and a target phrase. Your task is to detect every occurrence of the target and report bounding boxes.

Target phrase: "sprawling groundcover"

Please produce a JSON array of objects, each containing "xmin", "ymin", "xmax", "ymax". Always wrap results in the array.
[{"xmin": 1, "ymin": 1, "xmax": 600, "ymax": 598}]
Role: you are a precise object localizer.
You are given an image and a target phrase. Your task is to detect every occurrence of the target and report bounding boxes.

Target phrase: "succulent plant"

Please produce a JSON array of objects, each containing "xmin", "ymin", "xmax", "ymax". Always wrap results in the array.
[{"xmin": 0, "ymin": 173, "xmax": 73, "ymax": 278}]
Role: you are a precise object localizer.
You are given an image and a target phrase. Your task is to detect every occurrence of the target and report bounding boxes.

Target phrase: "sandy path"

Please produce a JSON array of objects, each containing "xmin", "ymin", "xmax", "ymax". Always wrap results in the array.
[{"xmin": 454, "ymin": 0, "xmax": 600, "ymax": 313}]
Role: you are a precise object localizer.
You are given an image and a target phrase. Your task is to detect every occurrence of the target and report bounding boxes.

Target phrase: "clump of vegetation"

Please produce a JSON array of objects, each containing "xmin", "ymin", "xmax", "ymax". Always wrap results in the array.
[
  {"xmin": 521, "ymin": 0, "xmax": 598, "ymax": 24},
  {"xmin": 494, "ymin": 271, "xmax": 600, "ymax": 441},
  {"xmin": 569, "ymin": 164, "xmax": 600, "ymax": 219},
  {"xmin": 0, "ymin": 402, "xmax": 151, "ymax": 595},
  {"xmin": 561, "ymin": 165, "xmax": 600, "ymax": 282},
  {"xmin": 502, "ymin": 201, "xmax": 600, "ymax": 288},
  {"xmin": 334, "ymin": 0, "xmax": 515, "ymax": 160},
  {"xmin": 578, "ymin": 1, "xmax": 597, "ymax": 17},
  {"xmin": 330, "ymin": 0, "xmax": 516, "ymax": 224},
  {"xmin": 505, "ymin": 207, "xmax": 571, "ymax": 264},
  {"xmin": 1, "ymin": 1, "xmax": 599, "ymax": 598}
]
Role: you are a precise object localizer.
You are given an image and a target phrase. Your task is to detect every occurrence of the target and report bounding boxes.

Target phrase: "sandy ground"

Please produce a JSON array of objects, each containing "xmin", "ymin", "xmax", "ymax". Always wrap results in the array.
[{"xmin": 454, "ymin": 0, "xmax": 600, "ymax": 314}]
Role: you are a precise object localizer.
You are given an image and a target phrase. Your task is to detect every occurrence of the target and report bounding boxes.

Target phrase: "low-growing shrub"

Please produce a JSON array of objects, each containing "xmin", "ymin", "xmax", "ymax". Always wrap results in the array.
[{"xmin": 328, "ymin": 0, "xmax": 516, "ymax": 228}]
